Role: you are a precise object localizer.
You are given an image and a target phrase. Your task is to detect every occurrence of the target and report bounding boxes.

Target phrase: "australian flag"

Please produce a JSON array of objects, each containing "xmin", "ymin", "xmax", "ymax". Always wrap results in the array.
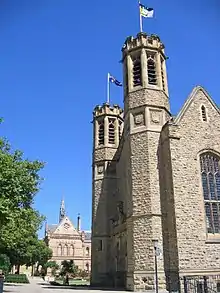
[{"xmin": 109, "ymin": 74, "xmax": 122, "ymax": 86}]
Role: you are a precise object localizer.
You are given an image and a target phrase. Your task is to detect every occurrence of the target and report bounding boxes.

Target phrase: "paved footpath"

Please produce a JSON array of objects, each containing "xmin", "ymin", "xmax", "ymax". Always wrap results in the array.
[
  {"xmin": 3, "ymin": 278, "xmax": 167, "ymax": 293},
  {"xmin": 3, "ymin": 277, "xmax": 132, "ymax": 293}
]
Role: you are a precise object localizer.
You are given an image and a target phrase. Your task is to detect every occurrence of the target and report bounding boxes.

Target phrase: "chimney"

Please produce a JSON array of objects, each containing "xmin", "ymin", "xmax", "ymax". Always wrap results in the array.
[{"xmin": 77, "ymin": 214, "xmax": 81, "ymax": 231}]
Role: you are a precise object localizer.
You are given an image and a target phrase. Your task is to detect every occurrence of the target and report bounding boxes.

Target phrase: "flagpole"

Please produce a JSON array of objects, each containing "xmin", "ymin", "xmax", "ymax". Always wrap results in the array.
[
  {"xmin": 138, "ymin": 1, "xmax": 143, "ymax": 32},
  {"xmin": 107, "ymin": 73, "xmax": 110, "ymax": 104}
]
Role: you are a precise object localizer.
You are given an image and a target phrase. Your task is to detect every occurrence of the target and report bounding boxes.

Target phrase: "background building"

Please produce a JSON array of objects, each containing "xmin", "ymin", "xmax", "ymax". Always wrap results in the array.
[
  {"xmin": 91, "ymin": 32, "xmax": 220, "ymax": 291},
  {"xmin": 45, "ymin": 200, "xmax": 91, "ymax": 272}
]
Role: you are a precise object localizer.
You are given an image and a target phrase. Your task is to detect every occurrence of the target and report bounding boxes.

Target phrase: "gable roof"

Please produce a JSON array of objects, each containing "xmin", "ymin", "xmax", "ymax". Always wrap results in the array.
[
  {"xmin": 174, "ymin": 86, "xmax": 220, "ymax": 124},
  {"xmin": 47, "ymin": 216, "xmax": 80, "ymax": 236}
]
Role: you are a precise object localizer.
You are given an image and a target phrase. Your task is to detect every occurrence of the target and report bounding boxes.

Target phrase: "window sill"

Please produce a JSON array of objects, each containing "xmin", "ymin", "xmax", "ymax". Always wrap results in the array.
[{"xmin": 205, "ymin": 235, "xmax": 220, "ymax": 244}]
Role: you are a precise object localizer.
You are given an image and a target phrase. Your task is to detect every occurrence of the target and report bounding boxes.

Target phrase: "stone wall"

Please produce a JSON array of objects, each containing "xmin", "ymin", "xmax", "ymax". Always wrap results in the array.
[{"xmin": 168, "ymin": 88, "xmax": 220, "ymax": 275}]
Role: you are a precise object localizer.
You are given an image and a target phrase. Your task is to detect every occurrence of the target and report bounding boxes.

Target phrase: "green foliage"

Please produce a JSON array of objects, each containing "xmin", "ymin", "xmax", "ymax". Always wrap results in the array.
[
  {"xmin": 60, "ymin": 260, "xmax": 78, "ymax": 277},
  {"xmin": 0, "ymin": 254, "xmax": 11, "ymax": 274},
  {"xmin": 0, "ymin": 132, "xmax": 45, "ymax": 269},
  {"xmin": 5, "ymin": 274, "xmax": 29, "ymax": 283},
  {"xmin": 44, "ymin": 261, "xmax": 59, "ymax": 269}
]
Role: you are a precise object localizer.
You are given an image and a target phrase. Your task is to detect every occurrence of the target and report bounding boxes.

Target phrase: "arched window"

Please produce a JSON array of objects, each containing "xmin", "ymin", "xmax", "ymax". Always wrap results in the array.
[
  {"xmin": 86, "ymin": 247, "xmax": 89, "ymax": 257},
  {"xmin": 64, "ymin": 244, "xmax": 68, "ymax": 256},
  {"xmin": 160, "ymin": 57, "xmax": 165, "ymax": 91},
  {"xmin": 118, "ymin": 121, "xmax": 122, "ymax": 141},
  {"xmin": 132, "ymin": 55, "xmax": 142, "ymax": 87},
  {"xmin": 57, "ymin": 244, "xmax": 62, "ymax": 256},
  {"xmin": 70, "ymin": 245, "xmax": 74, "ymax": 256},
  {"xmin": 200, "ymin": 153, "xmax": 220, "ymax": 233},
  {"xmin": 98, "ymin": 120, "xmax": 104, "ymax": 145},
  {"xmin": 147, "ymin": 55, "xmax": 157, "ymax": 85},
  {"xmin": 201, "ymin": 105, "xmax": 207, "ymax": 122},
  {"xmin": 108, "ymin": 119, "xmax": 115, "ymax": 144},
  {"xmin": 85, "ymin": 263, "xmax": 89, "ymax": 272}
]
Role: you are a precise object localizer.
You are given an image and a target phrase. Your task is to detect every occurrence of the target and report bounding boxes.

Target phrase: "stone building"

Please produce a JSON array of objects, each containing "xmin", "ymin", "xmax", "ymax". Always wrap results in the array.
[
  {"xmin": 91, "ymin": 31, "xmax": 220, "ymax": 291},
  {"xmin": 45, "ymin": 200, "xmax": 91, "ymax": 272}
]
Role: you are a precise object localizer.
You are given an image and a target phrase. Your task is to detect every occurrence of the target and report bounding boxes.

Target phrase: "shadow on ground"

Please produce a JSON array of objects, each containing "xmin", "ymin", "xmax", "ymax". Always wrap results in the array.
[{"xmin": 42, "ymin": 285, "xmax": 125, "ymax": 291}]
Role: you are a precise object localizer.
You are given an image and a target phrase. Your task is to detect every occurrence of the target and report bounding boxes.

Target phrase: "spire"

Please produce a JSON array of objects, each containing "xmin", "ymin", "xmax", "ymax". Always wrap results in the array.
[{"xmin": 59, "ymin": 198, "xmax": 65, "ymax": 222}]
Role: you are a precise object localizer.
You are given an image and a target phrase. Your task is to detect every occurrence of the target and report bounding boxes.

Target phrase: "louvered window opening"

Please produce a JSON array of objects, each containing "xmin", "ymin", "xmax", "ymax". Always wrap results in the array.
[
  {"xmin": 148, "ymin": 58, "xmax": 157, "ymax": 85},
  {"xmin": 201, "ymin": 105, "xmax": 207, "ymax": 122},
  {"xmin": 98, "ymin": 121, "xmax": 104, "ymax": 145},
  {"xmin": 161, "ymin": 58, "xmax": 165, "ymax": 91},
  {"xmin": 108, "ymin": 119, "xmax": 115, "ymax": 144},
  {"xmin": 200, "ymin": 153, "xmax": 220, "ymax": 233},
  {"xmin": 119, "ymin": 121, "xmax": 122, "ymax": 141},
  {"xmin": 133, "ymin": 57, "xmax": 142, "ymax": 87}
]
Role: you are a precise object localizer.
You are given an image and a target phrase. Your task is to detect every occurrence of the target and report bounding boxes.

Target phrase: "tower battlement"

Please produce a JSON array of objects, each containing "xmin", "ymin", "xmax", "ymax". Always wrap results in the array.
[
  {"xmin": 93, "ymin": 103, "xmax": 123, "ymax": 118},
  {"xmin": 122, "ymin": 32, "xmax": 165, "ymax": 58}
]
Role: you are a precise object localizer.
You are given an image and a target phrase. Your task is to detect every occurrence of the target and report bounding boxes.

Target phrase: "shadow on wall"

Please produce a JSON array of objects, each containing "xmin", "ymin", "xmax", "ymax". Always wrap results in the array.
[{"xmin": 157, "ymin": 127, "xmax": 180, "ymax": 293}]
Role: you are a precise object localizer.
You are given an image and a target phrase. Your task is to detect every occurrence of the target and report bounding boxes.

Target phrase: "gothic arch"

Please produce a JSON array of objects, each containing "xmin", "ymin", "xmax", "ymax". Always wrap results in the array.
[
  {"xmin": 57, "ymin": 244, "xmax": 62, "ymax": 256},
  {"xmin": 199, "ymin": 151, "xmax": 220, "ymax": 234}
]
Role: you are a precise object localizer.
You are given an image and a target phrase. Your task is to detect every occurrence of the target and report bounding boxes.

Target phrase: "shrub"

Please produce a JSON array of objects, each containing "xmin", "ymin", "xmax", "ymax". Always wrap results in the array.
[
  {"xmin": 0, "ymin": 254, "xmax": 11, "ymax": 274},
  {"xmin": 5, "ymin": 274, "xmax": 29, "ymax": 284}
]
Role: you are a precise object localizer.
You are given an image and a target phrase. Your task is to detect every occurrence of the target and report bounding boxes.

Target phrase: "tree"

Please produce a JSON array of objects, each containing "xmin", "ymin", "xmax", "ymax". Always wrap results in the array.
[
  {"xmin": 0, "ymin": 135, "xmax": 45, "ymax": 272},
  {"xmin": 0, "ymin": 138, "xmax": 44, "ymax": 225},
  {"xmin": 43, "ymin": 261, "xmax": 59, "ymax": 276},
  {"xmin": 25, "ymin": 239, "xmax": 53, "ymax": 275},
  {"xmin": 60, "ymin": 260, "xmax": 78, "ymax": 277},
  {"xmin": 0, "ymin": 254, "xmax": 11, "ymax": 274}
]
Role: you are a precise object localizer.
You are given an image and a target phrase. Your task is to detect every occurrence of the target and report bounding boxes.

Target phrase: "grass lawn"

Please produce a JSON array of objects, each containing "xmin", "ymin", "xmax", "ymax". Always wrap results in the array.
[{"xmin": 55, "ymin": 279, "xmax": 90, "ymax": 286}]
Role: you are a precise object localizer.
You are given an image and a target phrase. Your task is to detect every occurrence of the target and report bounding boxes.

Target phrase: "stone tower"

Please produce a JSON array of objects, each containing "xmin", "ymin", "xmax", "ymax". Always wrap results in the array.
[
  {"xmin": 59, "ymin": 199, "xmax": 65, "ymax": 222},
  {"xmin": 91, "ymin": 103, "xmax": 123, "ymax": 286},
  {"xmin": 122, "ymin": 32, "xmax": 170, "ymax": 289}
]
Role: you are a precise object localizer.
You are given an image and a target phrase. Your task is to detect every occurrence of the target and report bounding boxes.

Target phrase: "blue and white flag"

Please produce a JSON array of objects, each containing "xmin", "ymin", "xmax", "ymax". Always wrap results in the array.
[
  {"xmin": 139, "ymin": 3, "xmax": 154, "ymax": 18},
  {"xmin": 109, "ymin": 74, "xmax": 122, "ymax": 87}
]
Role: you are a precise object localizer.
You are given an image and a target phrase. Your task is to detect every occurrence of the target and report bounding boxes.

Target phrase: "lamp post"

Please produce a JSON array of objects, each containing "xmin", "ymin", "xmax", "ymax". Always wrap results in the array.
[{"xmin": 152, "ymin": 239, "xmax": 159, "ymax": 293}]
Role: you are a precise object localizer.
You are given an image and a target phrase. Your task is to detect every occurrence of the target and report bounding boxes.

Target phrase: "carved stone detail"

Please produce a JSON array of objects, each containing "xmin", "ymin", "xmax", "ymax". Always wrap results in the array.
[
  {"xmin": 97, "ymin": 164, "xmax": 104, "ymax": 174},
  {"xmin": 149, "ymin": 109, "xmax": 162, "ymax": 124},
  {"xmin": 134, "ymin": 112, "xmax": 145, "ymax": 127}
]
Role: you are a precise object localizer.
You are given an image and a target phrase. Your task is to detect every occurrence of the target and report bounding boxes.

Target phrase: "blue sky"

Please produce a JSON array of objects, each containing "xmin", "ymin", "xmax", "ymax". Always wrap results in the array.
[{"xmin": 0, "ymin": 1, "xmax": 219, "ymax": 237}]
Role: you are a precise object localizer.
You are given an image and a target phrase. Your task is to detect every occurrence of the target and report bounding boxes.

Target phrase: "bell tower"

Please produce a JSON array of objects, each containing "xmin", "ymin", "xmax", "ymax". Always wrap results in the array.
[
  {"xmin": 122, "ymin": 32, "xmax": 171, "ymax": 290},
  {"xmin": 91, "ymin": 103, "xmax": 123, "ymax": 286}
]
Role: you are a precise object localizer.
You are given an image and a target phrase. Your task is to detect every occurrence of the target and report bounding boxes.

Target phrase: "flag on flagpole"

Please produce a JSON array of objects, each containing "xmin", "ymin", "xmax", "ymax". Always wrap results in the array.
[
  {"xmin": 109, "ymin": 74, "xmax": 122, "ymax": 87},
  {"xmin": 139, "ymin": 3, "xmax": 154, "ymax": 18}
]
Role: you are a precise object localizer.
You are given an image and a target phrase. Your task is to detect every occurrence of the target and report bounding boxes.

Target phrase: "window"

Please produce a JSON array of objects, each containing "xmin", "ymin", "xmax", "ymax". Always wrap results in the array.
[
  {"xmin": 201, "ymin": 105, "xmax": 207, "ymax": 122},
  {"xmin": 98, "ymin": 240, "xmax": 103, "ymax": 251},
  {"xmin": 147, "ymin": 54, "xmax": 157, "ymax": 85},
  {"xmin": 160, "ymin": 57, "xmax": 165, "ymax": 91},
  {"xmin": 200, "ymin": 153, "xmax": 220, "ymax": 233},
  {"xmin": 86, "ymin": 247, "xmax": 89, "ymax": 256},
  {"xmin": 98, "ymin": 120, "xmax": 104, "ymax": 145},
  {"xmin": 119, "ymin": 121, "xmax": 122, "ymax": 141},
  {"xmin": 108, "ymin": 119, "xmax": 115, "ymax": 144},
  {"xmin": 132, "ymin": 55, "xmax": 142, "ymax": 87},
  {"xmin": 70, "ymin": 245, "xmax": 74, "ymax": 256},
  {"xmin": 64, "ymin": 244, "xmax": 68, "ymax": 256},
  {"xmin": 57, "ymin": 244, "xmax": 62, "ymax": 256},
  {"xmin": 85, "ymin": 263, "xmax": 89, "ymax": 272}
]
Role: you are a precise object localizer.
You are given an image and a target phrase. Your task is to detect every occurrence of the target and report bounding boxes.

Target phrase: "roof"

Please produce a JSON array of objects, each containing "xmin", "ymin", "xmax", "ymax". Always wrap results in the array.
[
  {"xmin": 84, "ymin": 231, "xmax": 91, "ymax": 240},
  {"xmin": 47, "ymin": 224, "xmax": 58, "ymax": 233}
]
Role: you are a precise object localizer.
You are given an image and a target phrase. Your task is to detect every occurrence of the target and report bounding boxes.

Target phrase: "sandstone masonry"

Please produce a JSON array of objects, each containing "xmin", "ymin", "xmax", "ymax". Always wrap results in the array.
[{"xmin": 91, "ymin": 32, "xmax": 220, "ymax": 291}]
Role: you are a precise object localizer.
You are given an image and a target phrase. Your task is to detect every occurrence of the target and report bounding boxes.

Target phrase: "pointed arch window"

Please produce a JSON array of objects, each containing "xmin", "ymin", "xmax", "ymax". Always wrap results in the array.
[
  {"xmin": 118, "ymin": 121, "xmax": 122, "ymax": 141},
  {"xmin": 132, "ymin": 55, "xmax": 142, "ymax": 87},
  {"xmin": 200, "ymin": 153, "xmax": 220, "ymax": 233},
  {"xmin": 70, "ymin": 245, "xmax": 74, "ymax": 256},
  {"xmin": 147, "ymin": 54, "xmax": 157, "ymax": 85},
  {"xmin": 86, "ymin": 247, "xmax": 90, "ymax": 257},
  {"xmin": 64, "ymin": 244, "xmax": 68, "ymax": 256},
  {"xmin": 57, "ymin": 244, "xmax": 62, "ymax": 256},
  {"xmin": 160, "ymin": 57, "xmax": 165, "ymax": 91},
  {"xmin": 201, "ymin": 105, "xmax": 207, "ymax": 122},
  {"xmin": 98, "ymin": 120, "xmax": 104, "ymax": 145},
  {"xmin": 108, "ymin": 119, "xmax": 115, "ymax": 144}
]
